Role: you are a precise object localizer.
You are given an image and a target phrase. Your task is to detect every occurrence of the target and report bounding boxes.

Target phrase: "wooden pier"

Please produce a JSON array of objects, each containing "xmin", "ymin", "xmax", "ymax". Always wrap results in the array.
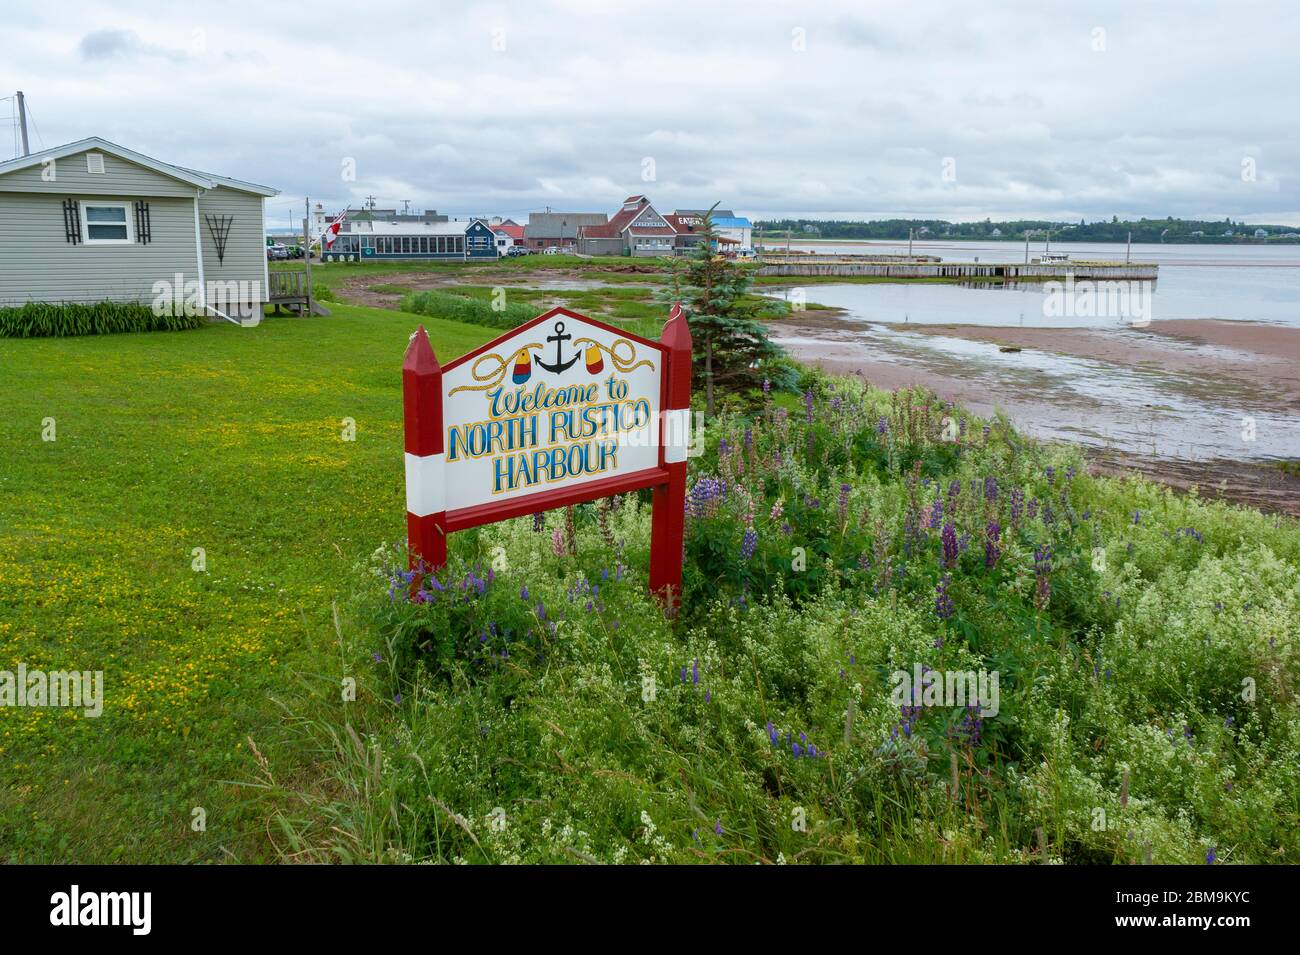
[{"xmin": 756, "ymin": 255, "xmax": 1158, "ymax": 281}]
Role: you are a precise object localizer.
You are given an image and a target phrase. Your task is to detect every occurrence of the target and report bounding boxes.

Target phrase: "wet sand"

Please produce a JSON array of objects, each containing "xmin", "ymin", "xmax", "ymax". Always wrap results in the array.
[
  {"xmin": 767, "ymin": 310, "xmax": 1300, "ymax": 515},
  {"xmin": 907, "ymin": 320, "xmax": 1300, "ymax": 410}
]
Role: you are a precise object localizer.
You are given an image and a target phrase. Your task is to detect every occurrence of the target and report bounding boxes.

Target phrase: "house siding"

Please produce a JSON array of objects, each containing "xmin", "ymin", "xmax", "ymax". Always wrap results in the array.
[
  {"xmin": 0, "ymin": 149, "xmax": 199, "ymax": 198},
  {"xmin": 197, "ymin": 186, "xmax": 268, "ymax": 311},
  {"xmin": 0, "ymin": 191, "xmax": 198, "ymax": 307}
]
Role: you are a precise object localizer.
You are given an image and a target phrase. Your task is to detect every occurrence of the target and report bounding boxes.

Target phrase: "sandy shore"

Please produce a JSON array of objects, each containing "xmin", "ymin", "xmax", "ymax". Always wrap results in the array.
[
  {"xmin": 766, "ymin": 311, "xmax": 1300, "ymax": 515},
  {"xmin": 906, "ymin": 320, "xmax": 1300, "ymax": 410}
]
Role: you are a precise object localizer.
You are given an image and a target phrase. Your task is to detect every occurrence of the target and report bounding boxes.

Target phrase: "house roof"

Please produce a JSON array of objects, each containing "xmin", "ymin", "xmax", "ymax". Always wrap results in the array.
[
  {"xmin": 346, "ymin": 219, "xmax": 483, "ymax": 235},
  {"xmin": 524, "ymin": 212, "xmax": 608, "ymax": 238},
  {"xmin": 493, "ymin": 223, "xmax": 525, "ymax": 240},
  {"xmin": 581, "ymin": 201, "xmax": 675, "ymax": 238},
  {"xmin": 0, "ymin": 137, "xmax": 278, "ymax": 196}
]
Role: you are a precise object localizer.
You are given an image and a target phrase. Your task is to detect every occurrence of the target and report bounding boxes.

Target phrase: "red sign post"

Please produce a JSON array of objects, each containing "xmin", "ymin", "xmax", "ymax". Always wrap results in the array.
[{"xmin": 402, "ymin": 304, "xmax": 692, "ymax": 608}]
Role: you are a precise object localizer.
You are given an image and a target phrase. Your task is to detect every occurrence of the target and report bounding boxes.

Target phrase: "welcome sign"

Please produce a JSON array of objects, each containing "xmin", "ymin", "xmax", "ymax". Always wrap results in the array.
[
  {"xmin": 403, "ymin": 305, "xmax": 692, "ymax": 605},
  {"xmin": 442, "ymin": 311, "xmax": 662, "ymax": 509}
]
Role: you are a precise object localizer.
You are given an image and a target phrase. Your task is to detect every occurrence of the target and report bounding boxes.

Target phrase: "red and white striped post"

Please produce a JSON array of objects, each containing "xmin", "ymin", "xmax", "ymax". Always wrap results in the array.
[
  {"xmin": 649, "ymin": 302, "xmax": 692, "ymax": 609},
  {"xmin": 403, "ymin": 326, "xmax": 447, "ymax": 576}
]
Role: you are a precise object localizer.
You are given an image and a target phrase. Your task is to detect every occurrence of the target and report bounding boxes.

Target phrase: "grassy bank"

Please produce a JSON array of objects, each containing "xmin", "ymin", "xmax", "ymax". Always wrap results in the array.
[
  {"xmin": 281, "ymin": 382, "xmax": 1298, "ymax": 864},
  {"xmin": 0, "ymin": 303, "xmax": 492, "ymax": 862}
]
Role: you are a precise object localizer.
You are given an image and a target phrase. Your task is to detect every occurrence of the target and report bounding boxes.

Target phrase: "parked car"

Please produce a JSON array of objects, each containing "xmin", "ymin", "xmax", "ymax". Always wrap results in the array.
[
  {"xmin": 285, "ymin": 244, "xmax": 306, "ymax": 259},
  {"xmin": 266, "ymin": 244, "xmax": 289, "ymax": 261},
  {"xmin": 505, "ymin": 246, "xmax": 529, "ymax": 257},
  {"xmin": 543, "ymin": 246, "xmax": 561, "ymax": 255}
]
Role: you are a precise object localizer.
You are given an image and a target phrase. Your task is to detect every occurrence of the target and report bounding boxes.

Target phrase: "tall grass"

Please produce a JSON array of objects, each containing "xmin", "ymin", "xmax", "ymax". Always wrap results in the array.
[
  {"xmin": 401, "ymin": 289, "xmax": 539, "ymax": 331},
  {"xmin": 0, "ymin": 301, "xmax": 205, "ymax": 338},
  {"xmin": 277, "ymin": 375, "xmax": 1300, "ymax": 864}
]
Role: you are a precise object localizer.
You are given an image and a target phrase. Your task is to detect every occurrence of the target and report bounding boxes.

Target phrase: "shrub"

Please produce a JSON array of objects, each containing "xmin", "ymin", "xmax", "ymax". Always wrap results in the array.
[
  {"xmin": 0, "ymin": 301, "xmax": 205, "ymax": 338},
  {"xmin": 401, "ymin": 289, "xmax": 539, "ymax": 331}
]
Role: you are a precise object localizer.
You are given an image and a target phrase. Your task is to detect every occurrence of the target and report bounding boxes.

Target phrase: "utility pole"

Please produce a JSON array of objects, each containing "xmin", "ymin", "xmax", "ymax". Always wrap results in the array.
[
  {"xmin": 304, "ymin": 196, "xmax": 314, "ymax": 312},
  {"xmin": 16, "ymin": 91, "xmax": 30, "ymax": 157},
  {"xmin": 1126, "ymin": 230, "xmax": 1132, "ymax": 264},
  {"xmin": 908, "ymin": 227, "xmax": 913, "ymax": 258},
  {"xmin": 1024, "ymin": 229, "xmax": 1030, "ymax": 264}
]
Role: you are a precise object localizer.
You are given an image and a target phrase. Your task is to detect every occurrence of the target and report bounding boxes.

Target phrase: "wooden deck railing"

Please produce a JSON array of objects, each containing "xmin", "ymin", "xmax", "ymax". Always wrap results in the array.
[{"xmin": 268, "ymin": 269, "xmax": 309, "ymax": 302}]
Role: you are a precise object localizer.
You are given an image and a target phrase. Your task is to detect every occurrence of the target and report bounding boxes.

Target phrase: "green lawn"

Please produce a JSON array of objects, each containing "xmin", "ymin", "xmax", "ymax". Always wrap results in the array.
[{"xmin": 0, "ymin": 303, "xmax": 493, "ymax": 862}]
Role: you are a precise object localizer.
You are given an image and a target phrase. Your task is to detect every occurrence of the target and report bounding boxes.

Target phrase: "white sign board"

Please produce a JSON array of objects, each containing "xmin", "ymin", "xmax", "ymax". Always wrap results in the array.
[{"xmin": 440, "ymin": 309, "xmax": 663, "ymax": 512}]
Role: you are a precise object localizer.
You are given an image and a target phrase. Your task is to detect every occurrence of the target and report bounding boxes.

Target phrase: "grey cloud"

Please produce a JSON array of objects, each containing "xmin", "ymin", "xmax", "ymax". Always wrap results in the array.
[
  {"xmin": 0, "ymin": 1, "xmax": 1284, "ymax": 225},
  {"xmin": 78, "ymin": 28, "xmax": 186, "ymax": 62}
]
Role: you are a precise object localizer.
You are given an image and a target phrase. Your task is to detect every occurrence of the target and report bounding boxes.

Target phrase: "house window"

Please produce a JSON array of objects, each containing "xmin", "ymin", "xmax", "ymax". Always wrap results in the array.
[
  {"xmin": 80, "ymin": 201, "xmax": 132, "ymax": 244},
  {"xmin": 420, "ymin": 237, "xmax": 428, "ymax": 253}
]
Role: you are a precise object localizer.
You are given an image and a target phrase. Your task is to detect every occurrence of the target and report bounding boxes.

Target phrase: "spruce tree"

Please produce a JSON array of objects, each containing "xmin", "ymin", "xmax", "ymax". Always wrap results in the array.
[{"xmin": 661, "ymin": 207, "xmax": 785, "ymax": 415}]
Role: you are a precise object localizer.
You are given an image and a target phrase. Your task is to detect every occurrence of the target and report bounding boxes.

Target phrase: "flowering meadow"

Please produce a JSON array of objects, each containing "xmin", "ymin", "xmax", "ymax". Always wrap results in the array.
[{"xmin": 298, "ymin": 371, "xmax": 1300, "ymax": 864}]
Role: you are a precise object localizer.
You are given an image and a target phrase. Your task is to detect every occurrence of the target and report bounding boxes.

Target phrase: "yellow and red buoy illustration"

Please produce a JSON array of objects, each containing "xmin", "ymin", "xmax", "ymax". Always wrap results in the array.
[
  {"xmin": 585, "ymin": 344, "xmax": 604, "ymax": 375},
  {"xmin": 511, "ymin": 348, "xmax": 532, "ymax": 384}
]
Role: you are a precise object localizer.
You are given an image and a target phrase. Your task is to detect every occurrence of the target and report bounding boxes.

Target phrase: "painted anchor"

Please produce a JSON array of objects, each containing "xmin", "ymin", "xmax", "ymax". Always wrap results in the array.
[{"xmin": 534, "ymin": 320, "xmax": 580, "ymax": 374}]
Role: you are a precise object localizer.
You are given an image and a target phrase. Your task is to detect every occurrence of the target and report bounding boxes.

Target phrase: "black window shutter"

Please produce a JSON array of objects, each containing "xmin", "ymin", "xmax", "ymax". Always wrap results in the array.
[
  {"xmin": 134, "ymin": 201, "xmax": 152, "ymax": 244},
  {"xmin": 63, "ymin": 199, "xmax": 81, "ymax": 244}
]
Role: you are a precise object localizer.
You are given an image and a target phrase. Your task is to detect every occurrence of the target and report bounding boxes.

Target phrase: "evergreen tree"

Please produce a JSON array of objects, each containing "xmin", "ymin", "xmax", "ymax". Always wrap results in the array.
[{"xmin": 662, "ymin": 207, "xmax": 785, "ymax": 415}]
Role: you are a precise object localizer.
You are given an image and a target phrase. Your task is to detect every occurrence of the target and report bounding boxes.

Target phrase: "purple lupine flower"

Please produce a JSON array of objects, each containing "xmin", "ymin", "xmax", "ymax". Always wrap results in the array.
[
  {"xmin": 740, "ymin": 527, "xmax": 758, "ymax": 561},
  {"xmin": 767, "ymin": 721, "xmax": 778, "ymax": 746},
  {"xmin": 1034, "ymin": 545, "xmax": 1052, "ymax": 610},
  {"xmin": 762, "ymin": 378, "xmax": 771, "ymax": 395},
  {"xmin": 714, "ymin": 819, "xmax": 723, "ymax": 836},
  {"xmin": 743, "ymin": 427, "xmax": 753, "ymax": 454},
  {"xmin": 928, "ymin": 496, "xmax": 944, "ymax": 530},
  {"xmin": 1009, "ymin": 487, "xmax": 1024, "ymax": 525},
  {"xmin": 1206, "ymin": 848, "xmax": 1217, "ymax": 865},
  {"xmin": 941, "ymin": 522, "xmax": 958, "ymax": 568},
  {"xmin": 692, "ymin": 659, "xmax": 699, "ymax": 684},
  {"xmin": 935, "ymin": 574, "xmax": 955, "ymax": 620},
  {"xmin": 877, "ymin": 416, "xmax": 889, "ymax": 436},
  {"xmin": 803, "ymin": 390, "xmax": 815, "ymax": 424},
  {"xmin": 838, "ymin": 483, "xmax": 851, "ymax": 525},
  {"xmin": 372, "ymin": 652, "xmax": 382, "ymax": 663},
  {"xmin": 532, "ymin": 511, "xmax": 544, "ymax": 533},
  {"xmin": 985, "ymin": 520, "xmax": 1001, "ymax": 567},
  {"xmin": 984, "ymin": 475, "xmax": 998, "ymax": 503}
]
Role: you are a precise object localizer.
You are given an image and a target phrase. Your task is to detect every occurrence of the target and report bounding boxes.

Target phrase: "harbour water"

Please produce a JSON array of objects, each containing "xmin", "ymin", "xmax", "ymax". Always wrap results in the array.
[{"xmin": 761, "ymin": 241, "xmax": 1300, "ymax": 465}]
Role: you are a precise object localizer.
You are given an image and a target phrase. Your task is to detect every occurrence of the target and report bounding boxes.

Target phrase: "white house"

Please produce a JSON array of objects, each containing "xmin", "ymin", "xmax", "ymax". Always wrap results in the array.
[{"xmin": 0, "ymin": 137, "xmax": 278, "ymax": 319}]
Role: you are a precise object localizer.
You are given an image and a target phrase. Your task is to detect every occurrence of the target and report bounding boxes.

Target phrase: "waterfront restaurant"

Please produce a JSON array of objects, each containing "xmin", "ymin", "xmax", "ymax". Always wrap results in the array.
[{"xmin": 321, "ymin": 218, "xmax": 498, "ymax": 262}]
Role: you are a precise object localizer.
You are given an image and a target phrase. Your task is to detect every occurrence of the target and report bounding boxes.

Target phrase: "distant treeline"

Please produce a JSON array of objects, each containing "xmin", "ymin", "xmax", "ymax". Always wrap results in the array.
[{"xmin": 753, "ymin": 217, "xmax": 1300, "ymax": 244}]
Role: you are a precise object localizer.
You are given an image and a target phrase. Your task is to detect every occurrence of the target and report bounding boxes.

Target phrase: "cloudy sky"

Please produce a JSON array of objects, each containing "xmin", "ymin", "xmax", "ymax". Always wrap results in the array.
[{"xmin": 2, "ymin": 0, "xmax": 1296, "ymax": 226}]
